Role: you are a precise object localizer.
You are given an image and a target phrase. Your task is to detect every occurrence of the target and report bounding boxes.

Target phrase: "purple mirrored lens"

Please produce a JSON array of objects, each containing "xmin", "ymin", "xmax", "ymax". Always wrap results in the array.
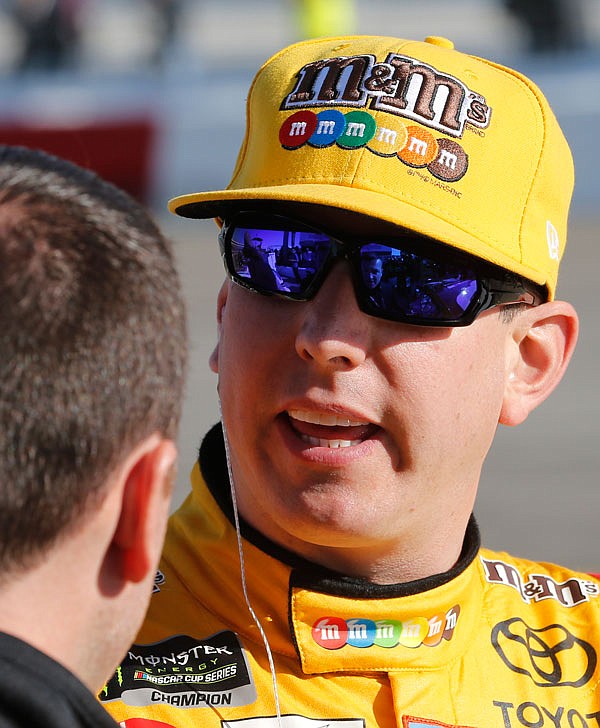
[
  {"xmin": 358, "ymin": 243, "xmax": 479, "ymax": 320},
  {"xmin": 229, "ymin": 226, "xmax": 329, "ymax": 295}
]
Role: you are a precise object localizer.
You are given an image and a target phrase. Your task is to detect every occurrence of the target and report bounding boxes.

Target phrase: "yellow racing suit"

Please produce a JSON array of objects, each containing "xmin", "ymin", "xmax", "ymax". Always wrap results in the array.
[{"xmin": 101, "ymin": 424, "xmax": 600, "ymax": 728}]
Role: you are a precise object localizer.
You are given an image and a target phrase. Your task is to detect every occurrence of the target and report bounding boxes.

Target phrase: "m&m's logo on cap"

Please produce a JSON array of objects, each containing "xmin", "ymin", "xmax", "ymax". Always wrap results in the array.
[{"xmin": 279, "ymin": 109, "xmax": 469, "ymax": 183}]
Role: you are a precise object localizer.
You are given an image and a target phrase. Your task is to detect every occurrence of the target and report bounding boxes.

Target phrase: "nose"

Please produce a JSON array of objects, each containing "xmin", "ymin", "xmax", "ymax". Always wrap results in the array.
[{"xmin": 294, "ymin": 262, "xmax": 369, "ymax": 370}]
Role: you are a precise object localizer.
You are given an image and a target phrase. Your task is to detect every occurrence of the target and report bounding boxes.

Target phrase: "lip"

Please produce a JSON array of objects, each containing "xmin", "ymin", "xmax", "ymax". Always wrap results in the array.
[
  {"xmin": 288, "ymin": 409, "xmax": 371, "ymax": 428},
  {"xmin": 276, "ymin": 405, "xmax": 382, "ymax": 465}
]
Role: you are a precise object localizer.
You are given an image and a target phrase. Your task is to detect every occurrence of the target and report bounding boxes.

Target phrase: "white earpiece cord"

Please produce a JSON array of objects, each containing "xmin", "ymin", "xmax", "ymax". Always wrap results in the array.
[{"xmin": 218, "ymin": 398, "xmax": 283, "ymax": 727}]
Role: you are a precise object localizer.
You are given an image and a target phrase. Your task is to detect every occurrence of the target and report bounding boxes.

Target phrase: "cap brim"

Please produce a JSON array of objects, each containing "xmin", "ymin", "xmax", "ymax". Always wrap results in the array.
[{"xmin": 168, "ymin": 184, "xmax": 546, "ymax": 288}]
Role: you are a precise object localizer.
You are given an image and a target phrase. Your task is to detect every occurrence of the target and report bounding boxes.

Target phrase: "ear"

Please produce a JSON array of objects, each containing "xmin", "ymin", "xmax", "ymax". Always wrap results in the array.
[
  {"xmin": 209, "ymin": 280, "xmax": 230, "ymax": 374},
  {"xmin": 111, "ymin": 434, "xmax": 177, "ymax": 583},
  {"xmin": 499, "ymin": 300, "xmax": 579, "ymax": 426}
]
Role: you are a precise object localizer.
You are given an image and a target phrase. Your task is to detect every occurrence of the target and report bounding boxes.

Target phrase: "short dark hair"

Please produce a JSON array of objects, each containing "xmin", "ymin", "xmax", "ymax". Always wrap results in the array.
[
  {"xmin": 500, "ymin": 302, "xmax": 531, "ymax": 323},
  {"xmin": 0, "ymin": 146, "xmax": 188, "ymax": 575}
]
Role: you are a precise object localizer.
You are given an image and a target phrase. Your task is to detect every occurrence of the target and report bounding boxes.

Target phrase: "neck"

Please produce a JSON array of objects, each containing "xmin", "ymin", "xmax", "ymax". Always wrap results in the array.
[
  {"xmin": 239, "ymin": 509, "xmax": 478, "ymax": 585},
  {"xmin": 0, "ymin": 509, "xmax": 132, "ymax": 694},
  {"xmin": 0, "ymin": 557, "xmax": 100, "ymax": 691}
]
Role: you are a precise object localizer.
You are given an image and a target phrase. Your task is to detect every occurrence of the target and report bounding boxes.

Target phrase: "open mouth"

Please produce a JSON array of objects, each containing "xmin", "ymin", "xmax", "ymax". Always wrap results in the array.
[{"xmin": 286, "ymin": 410, "xmax": 379, "ymax": 449}]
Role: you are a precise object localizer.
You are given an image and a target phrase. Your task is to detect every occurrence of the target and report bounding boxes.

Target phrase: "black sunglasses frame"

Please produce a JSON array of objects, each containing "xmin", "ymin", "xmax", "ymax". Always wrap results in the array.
[{"xmin": 218, "ymin": 212, "xmax": 545, "ymax": 327}]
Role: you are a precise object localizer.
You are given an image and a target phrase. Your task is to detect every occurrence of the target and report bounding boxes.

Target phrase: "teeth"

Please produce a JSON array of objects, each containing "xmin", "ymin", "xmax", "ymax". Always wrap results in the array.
[
  {"xmin": 288, "ymin": 410, "xmax": 368, "ymax": 427},
  {"xmin": 301, "ymin": 435, "xmax": 363, "ymax": 448}
]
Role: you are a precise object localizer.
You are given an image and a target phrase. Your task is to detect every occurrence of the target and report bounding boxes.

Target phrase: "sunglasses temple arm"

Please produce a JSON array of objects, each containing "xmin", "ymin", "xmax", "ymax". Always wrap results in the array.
[{"xmin": 487, "ymin": 286, "xmax": 544, "ymax": 308}]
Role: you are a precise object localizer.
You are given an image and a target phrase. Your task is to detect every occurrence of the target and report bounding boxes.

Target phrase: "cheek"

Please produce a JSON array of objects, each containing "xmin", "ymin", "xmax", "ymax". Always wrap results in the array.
[
  {"xmin": 222, "ymin": 288, "xmax": 282, "ymax": 355},
  {"xmin": 209, "ymin": 280, "xmax": 229, "ymax": 374},
  {"xmin": 436, "ymin": 332, "xmax": 507, "ymax": 449},
  {"xmin": 386, "ymin": 328, "xmax": 507, "ymax": 447},
  {"xmin": 208, "ymin": 342, "xmax": 219, "ymax": 373},
  {"xmin": 216, "ymin": 288, "xmax": 293, "ymax": 407}
]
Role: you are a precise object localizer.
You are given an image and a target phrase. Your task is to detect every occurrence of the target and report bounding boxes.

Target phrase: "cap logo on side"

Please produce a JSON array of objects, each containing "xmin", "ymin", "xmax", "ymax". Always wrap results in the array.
[
  {"xmin": 281, "ymin": 53, "xmax": 492, "ymax": 138},
  {"xmin": 546, "ymin": 221, "xmax": 560, "ymax": 261}
]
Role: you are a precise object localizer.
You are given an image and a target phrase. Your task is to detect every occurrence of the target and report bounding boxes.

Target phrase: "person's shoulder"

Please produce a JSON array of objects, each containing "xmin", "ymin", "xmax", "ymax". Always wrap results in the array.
[{"xmin": 0, "ymin": 632, "xmax": 118, "ymax": 728}]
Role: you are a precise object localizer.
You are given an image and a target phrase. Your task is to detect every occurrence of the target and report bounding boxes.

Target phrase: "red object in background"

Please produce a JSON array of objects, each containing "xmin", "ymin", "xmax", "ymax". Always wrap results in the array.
[
  {"xmin": 0, "ymin": 116, "xmax": 156, "ymax": 202},
  {"xmin": 119, "ymin": 719, "xmax": 176, "ymax": 727}
]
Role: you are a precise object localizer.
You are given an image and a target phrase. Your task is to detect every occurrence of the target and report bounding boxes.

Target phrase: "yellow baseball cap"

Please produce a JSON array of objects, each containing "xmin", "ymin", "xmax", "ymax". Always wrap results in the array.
[{"xmin": 169, "ymin": 35, "xmax": 574, "ymax": 299}]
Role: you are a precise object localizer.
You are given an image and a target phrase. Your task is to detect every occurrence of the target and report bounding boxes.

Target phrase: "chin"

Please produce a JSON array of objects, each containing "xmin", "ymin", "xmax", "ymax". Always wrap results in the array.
[{"xmin": 283, "ymin": 508, "xmax": 381, "ymax": 549}]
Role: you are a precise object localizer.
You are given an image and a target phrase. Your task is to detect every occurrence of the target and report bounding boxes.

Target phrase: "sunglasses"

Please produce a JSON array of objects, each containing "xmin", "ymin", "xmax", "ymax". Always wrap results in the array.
[{"xmin": 218, "ymin": 212, "xmax": 545, "ymax": 327}]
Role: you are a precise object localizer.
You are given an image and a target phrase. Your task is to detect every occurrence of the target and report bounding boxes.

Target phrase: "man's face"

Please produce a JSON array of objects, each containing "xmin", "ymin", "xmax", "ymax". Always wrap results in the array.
[
  {"xmin": 211, "ymin": 253, "xmax": 514, "ymax": 580},
  {"xmin": 361, "ymin": 257, "xmax": 383, "ymax": 289}
]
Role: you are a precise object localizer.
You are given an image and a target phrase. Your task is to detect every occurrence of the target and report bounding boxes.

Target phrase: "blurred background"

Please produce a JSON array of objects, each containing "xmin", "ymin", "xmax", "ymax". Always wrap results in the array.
[{"xmin": 1, "ymin": 0, "xmax": 598, "ymax": 571}]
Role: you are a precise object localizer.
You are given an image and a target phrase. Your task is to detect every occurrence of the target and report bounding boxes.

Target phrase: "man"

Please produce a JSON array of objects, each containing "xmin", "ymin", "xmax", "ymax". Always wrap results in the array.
[
  {"xmin": 361, "ymin": 254, "xmax": 383, "ymax": 291},
  {"xmin": 0, "ymin": 145, "xmax": 187, "ymax": 727},
  {"xmin": 102, "ymin": 35, "xmax": 596, "ymax": 728}
]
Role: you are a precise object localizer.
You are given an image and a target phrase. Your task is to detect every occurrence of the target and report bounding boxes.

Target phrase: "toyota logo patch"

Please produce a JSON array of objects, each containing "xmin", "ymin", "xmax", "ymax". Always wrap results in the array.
[{"xmin": 491, "ymin": 618, "xmax": 596, "ymax": 688}]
